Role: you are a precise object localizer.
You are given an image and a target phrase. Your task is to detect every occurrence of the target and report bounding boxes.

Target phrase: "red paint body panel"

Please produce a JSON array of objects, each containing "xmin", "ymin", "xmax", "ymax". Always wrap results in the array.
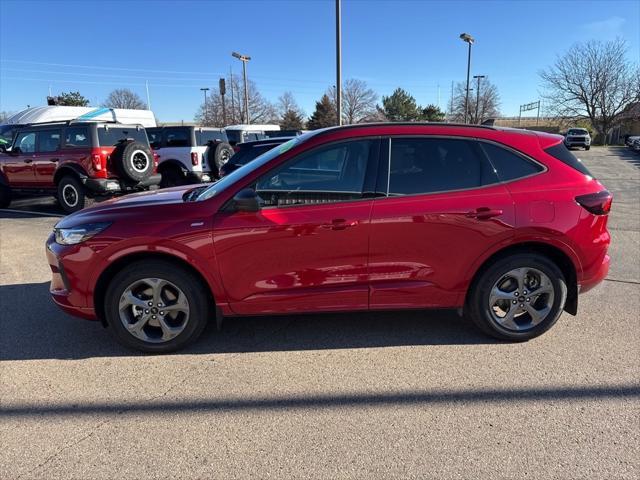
[{"xmin": 45, "ymin": 124, "xmax": 611, "ymax": 324}]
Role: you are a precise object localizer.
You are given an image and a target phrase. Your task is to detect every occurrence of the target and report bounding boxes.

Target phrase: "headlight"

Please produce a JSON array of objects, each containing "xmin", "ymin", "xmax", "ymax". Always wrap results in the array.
[{"xmin": 54, "ymin": 222, "xmax": 111, "ymax": 245}]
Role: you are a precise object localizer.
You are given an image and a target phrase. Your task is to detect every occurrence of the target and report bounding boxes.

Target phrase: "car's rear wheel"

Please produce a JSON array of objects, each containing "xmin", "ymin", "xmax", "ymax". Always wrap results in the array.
[
  {"xmin": 57, "ymin": 175, "xmax": 94, "ymax": 214},
  {"xmin": 585, "ymin": 146, "xmax": 590, "ymax": 150},
  {"xmin": 466, "ymin": 254, "xmax": 567, "ymax": 341},
  {"xmin": 159, "ymin": 165, "xmax": 185, "ymax": 188},
  {"xmin": 0, "ymin": 184, "xmax": 11, "ymax": 208},
  {"xmin": 104, "ymin": 260, "xmax": 210, "ymax": 353}
]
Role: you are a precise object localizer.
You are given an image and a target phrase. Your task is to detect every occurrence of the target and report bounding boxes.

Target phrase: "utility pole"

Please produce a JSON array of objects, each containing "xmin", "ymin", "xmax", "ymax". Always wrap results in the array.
[
  {"xmin": 146, "ymin": 80, "xmax": 151, "ymax": 110},
  {"xmin": 473, "ymin": 75, "xmax": 486, "ymax": 124},
  {"xmin": 460, "ymin": 33, "xmax": 474, "ymax": 124},
  {"xmin": 232, "ymin": 52, "xmax": 251, "ymax": 124},
  {"xmin": 219, "ymin": 78, "xmax": 227, "ymax": 126},
  {"xmin": 336, "ymin": 0, "xmax": 342, "ymax": 125},
  {"xmin": 449, "ymin": 81, "xmax": 454, "ymax": 121},
  {"xmin": 230, "ymin": 67, "xmax": 236, "ymax": 123},
  {"xmin": 200, "ymin": 87, "xmax": 210, "ymax": 125}
]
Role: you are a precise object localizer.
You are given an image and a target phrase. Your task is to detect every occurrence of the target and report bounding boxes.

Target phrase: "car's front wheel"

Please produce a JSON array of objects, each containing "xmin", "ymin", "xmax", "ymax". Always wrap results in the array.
[
  {"xmin": 104, "ymin": 260, "xmax": 210, "ymax": 353},
  {"xmin": 466, "ymin": 254, "xmax": 567, "ymax": 341}
]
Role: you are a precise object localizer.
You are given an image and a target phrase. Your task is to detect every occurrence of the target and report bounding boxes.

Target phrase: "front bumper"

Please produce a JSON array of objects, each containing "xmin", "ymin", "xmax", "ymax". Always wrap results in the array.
[
  {"xmin": 565, "ymin": 138, "xmax": 590, "ymax": 147},
  {"xmin": 46, "ymin": 234, "xmax": 98, "ymax": 321},
  {"xmin": 83, "ymin": 173, "xmax": 162, "ymax": 195}
]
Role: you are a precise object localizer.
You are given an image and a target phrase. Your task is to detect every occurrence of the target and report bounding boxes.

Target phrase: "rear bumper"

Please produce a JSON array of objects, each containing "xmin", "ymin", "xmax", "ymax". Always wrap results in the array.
[
  {"xmin": 185, "ymin": 171, "xmax": 213, "ymax": 183},
  {"xmin": 84, "ymin": 173, "xmax": 162, "ymax": 195},
  {"xmin": 579, "ymin": 254, "xmax": 610, "ymax": 294}
]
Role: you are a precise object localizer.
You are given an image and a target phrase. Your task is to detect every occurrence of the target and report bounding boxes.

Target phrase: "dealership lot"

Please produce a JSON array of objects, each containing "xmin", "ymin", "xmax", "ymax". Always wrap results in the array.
[{"xmin": 1, "ymin": 147, "xmax": 638, "ymax": 478}]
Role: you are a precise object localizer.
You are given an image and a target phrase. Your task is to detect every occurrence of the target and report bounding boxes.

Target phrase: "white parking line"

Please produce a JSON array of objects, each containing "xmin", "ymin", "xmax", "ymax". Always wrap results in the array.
[{"xmin": 0, "ymin": 208, "xmax": 64, "ymax": 218}]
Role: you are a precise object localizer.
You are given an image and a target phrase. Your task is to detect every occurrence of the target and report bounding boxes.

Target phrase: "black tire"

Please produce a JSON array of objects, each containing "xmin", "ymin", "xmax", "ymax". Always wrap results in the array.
[
  {"xmin": 159, "ymin": 164, "xmax": 185, "ymax": 188},
  {"xmin": 585, "ymin": 146, "xmax": 590, "ymax": 151},
  {"xmin": 104, "ymin": 260, "xmax": 210, "ymax": 353},
  {"xmin": 111, "ymin": 141, "xmax": 154, "ymax": 183},
  {"xmin": 57, "ymin": 175, "xmax": 94, "ymax": 214},
  {"xmin": 0, "ymin": 183, "xmax": 11, "ymax": 208},
  {"xmin": 465, "ymin": 253, "xmax": 567, "ymax": 341},
  {"xmin": 207, "ymin": 141, "xmax": 234, "ymax": 175}
]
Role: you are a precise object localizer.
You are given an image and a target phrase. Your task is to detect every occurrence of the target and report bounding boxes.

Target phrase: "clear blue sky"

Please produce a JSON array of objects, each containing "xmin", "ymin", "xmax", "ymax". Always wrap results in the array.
[{"xmin": 1, "ymin": 0, "xmax": 638, "ymax": 122}]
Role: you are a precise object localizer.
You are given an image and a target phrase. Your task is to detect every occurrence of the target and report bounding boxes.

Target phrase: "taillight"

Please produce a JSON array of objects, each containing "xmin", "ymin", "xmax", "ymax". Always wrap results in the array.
[
  {"xmin": 91, "ymin": 153, "xmax": 102, "ymax": 171},
  {"xmin": 191, "ymin": 152, "xmax": 199, "ymax": 166},
  {"xmin": 153, "ymin": 152, "xmax": 159, "ymax": 168},
  {"xmin": 575, "ymin": 190, "xmax": 612, "ymax": 215},
  {"xmin": 233, "ymin": 146, "xmax": 240, "ymax": 153}
]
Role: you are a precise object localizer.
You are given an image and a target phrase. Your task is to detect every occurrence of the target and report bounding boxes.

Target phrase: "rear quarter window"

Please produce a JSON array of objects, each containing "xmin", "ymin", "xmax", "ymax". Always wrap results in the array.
[
  {"xmin": 197, "ymin": 130, "xmax": 227, "ymax": 145},
  {"xmin": 544, "ymin": 143, "xmax": 593, "ymax": 177},
  {"xmin": 98, "ymin": 127, "xmax": 149, "ymax": 147},
  {"xmin": 479, "ymin": 142, "xmax": 543, "ymax": 182}
]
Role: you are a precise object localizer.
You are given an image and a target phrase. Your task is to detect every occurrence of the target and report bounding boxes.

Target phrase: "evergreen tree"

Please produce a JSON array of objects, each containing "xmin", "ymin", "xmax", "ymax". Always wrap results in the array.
[
  {"xmin": 307, "ymin": 94, "xmax": 337, "ymax": 129},
  {"xmin": 280, "ymin": 109, "xmax": 305, "ymax": 130},
  {"xmin": 380, "ymin": 88, "xmax": 420, "ymax": 121},
  {"xmin": 420, "ymin": 104, "xmax": 446, "ymax": 122}
]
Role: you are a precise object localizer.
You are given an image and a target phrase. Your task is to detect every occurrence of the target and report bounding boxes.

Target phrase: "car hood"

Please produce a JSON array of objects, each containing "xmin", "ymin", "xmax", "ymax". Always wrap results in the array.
[{"xmin": 55, "ymin": 185, "xmax": 209, "ymax": 228}]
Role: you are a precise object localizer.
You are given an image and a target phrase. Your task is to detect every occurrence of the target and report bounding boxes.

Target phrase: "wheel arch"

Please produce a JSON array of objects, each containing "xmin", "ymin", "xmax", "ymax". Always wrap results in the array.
[
  {"xmin": 93, "ymin": 251, "xmax": 219, "ymax": 327},
  {"xmin": 157, "ymin": 159, "xmax": 188, "ymax": 174},
  {"xmin": 465, "ymin": 241, "xmax": 579, "ymax": 315},
  {"xmin": 54, "ymin": 164, "xmax": 88, "ymax": 185}
]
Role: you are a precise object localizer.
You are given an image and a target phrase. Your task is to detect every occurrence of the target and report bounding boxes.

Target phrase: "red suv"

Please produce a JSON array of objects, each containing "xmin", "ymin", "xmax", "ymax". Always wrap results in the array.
[
  {"xmin": 46, "ymin": 123, "xmax": 611, "ymax": 352},
  {"xmin": 0, "ymin": 121, "xmax": 161, "ymax": 213}
]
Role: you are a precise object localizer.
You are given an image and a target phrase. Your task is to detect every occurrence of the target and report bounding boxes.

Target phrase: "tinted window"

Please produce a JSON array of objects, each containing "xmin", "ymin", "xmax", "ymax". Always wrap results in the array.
[
  {"xmin": 256, "ymin": 139, "xmax": 374, "ymax": 207},
  {"xmin": 480, "ymin": 142, "xmax": 543, "ymax": 181},
  {"xmin": 163, "ymin": 128, "xmax": 190, "ymax": 147},
  {"xmin": 226, "ymin": 130, "xmax": 241, "ymax": 144},
  {"xmin": 0, "ymin": 125, "xmax": 17, "ymax": 146},
  {"xmin": 231, "ymin": 144, "xmax": 277, "ymax": 166},
  {"xmin": 545, "ymin": 143, "xmax": 593, "ymax": 176},
  {"xmin": 64, "ymin": 127, "xmax": 90, "ymax": 148},
  {"xmin": 38, "ymin": 130, "xmax": 61, "ymax": 152},
  {"xmin": 98, "ymin": 127, "xmax": 148, "ymax": 147},
  {"xmin": 567, "ymin": 129, "xmax": 588, "ymax": 135},
  {"xmin": 146, "ymin": 128, "xmax": 162, "ymax": 149},
  {"xmin": 197, "ymin": 130, "xmax": 227, "ymax": 145},
  {"xmin": 388, "ymin": 138, "xmax": 498, "ymax": 195},
  {"xmin": 15, "ymin": 131, "xmax": 36, "ymax": 153}
]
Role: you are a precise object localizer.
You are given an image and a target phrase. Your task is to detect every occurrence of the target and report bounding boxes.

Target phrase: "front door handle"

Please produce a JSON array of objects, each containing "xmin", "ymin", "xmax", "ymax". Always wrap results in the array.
[
  {"xmin": 466, "ymin": 207, "xmax": 503, "ymax": 220},
  {"xmin": 24, "ymin": 158, "xmax": 33, "ymax": 164},
  {"xmin": 321, "ymin": 218, "xmax": 359, "ymax": 231},
  {"xmin": 50, "ymin": 158, "xmax": 59, "ymax": 163}
]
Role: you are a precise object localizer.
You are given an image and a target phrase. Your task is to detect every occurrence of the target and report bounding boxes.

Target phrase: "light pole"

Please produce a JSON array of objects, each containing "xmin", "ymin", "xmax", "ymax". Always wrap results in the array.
[
  {"xmin": 473, "ymin": 75, "xmax": 486, "ymax": 124},
  {"xmin": 200, "ymin": 87, "xmax": 209, "ymax": 125},
  {"xmin": 336, "ymin": 0, "xmax": 342, "ymax": 125},
  {"xmin": 459, "ymin": 33, "xmax": 474, "ymax": 124},
  {"xmin": 232, "ymin": 51, "xmax": 251, "ymax": 124}
]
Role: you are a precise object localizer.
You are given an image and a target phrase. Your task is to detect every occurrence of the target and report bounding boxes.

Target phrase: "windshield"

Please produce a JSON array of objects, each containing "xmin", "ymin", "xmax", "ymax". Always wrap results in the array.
[
  {"xmin": 568, "ymin": 129, "xmax": 588, "ymax": 135},
  {"xmin": 0, "ymin": 125, "xmax": 18, "ymax": 146},
  {"xmin": 196, "ymin": 132, "xmax": 316, "ymax": 201}
]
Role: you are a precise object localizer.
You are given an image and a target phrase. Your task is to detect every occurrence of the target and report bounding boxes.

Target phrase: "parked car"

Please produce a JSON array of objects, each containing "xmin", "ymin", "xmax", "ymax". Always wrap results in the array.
[
  {"xmin": 264, "ymin": 129, "xmax": 305, "ymax": 138},
  {"xmin": 219, "ymin": 137, "xmax": 292, "ymax": 177},
  {"xmin": 224, "ymin": 124, "xmax": 280, "ymax": 145},
  {"xmin": 0, "ymin": 121, "xmax": 161, "ymax": 213},
  {"xmin": 624, "ymin": 135, "xmax": 640, "ymax": 148},
  {"xmin": 564, "ymin": 128, "xmax": 591, "ymax": 150},
  {"xmin": 0, "ymin": 107, "xmax": 157, "ymax": 155},
  {"xmin": 146, "ymin": 126, "xmax": 234, "ymax": 186},
  {"xmin": 631, "ymin": 138, "xmax": 640, "ymax": 152},
  {"xmin": 46, "ymin": 123, "xmax": 611, "ymax": 353}
]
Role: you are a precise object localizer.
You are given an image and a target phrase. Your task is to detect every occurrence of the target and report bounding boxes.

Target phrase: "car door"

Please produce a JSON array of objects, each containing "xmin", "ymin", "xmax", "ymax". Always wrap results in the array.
[
  {"xmin": 213, "ymin": 138, "xmax": 380, "ymax": 315},
  {"xmin": 368, "ymin": 136, "xmax": 515, "ymax": 309},
  {"xmin": 33, "ymin": 129, "xmax": 62, "ymax": 186},
  {"xmin": 3, "ymin": 130, "xmax": 37, "ymax": 186}
]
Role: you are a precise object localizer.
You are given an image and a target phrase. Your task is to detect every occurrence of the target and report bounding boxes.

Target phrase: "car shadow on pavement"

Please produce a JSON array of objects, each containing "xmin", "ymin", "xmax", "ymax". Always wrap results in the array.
[
  {"xmin": 0, "ymin": 282, "xmax": 497, "ymax": 361},
  {"xmin": 606, "ymin": 147, "xmax": 640, "ymax": 168}
]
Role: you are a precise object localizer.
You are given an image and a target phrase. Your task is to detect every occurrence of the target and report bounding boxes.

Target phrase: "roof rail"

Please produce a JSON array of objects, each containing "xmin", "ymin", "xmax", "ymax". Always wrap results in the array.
[{"xmin": 328, "ymin": 121, "xmax": 497, "ymax": 131}]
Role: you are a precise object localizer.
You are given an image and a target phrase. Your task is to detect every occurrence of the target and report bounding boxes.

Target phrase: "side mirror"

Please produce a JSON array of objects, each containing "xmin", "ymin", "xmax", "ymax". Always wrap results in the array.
[{"xmin": 233, "ymin": 188, "xmax": 261, "ymax": 212}]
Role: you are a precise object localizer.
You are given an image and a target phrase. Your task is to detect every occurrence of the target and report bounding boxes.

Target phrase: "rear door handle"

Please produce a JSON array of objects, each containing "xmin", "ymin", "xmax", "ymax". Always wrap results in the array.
[
  {"xmin": 50, "ymin": 158, "xmax": 59, "ymax": 163},
  {"xmin": 466, "ymin": 207, "xmax": 503, "ymax": 220},
  {"xmin": 24, "ymin": 159, "xmax": 33, "ymax": 164},
  {"xmin": 321, "ymin": 218, "xmax": 359, "ymax": 231}
]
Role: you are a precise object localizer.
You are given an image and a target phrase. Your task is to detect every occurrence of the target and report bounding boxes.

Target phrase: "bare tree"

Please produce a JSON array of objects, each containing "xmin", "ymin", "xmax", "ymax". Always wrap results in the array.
[
  {"xmin": 342, "ymin": 79, "xmax": 378, "ymax": 124},
  {"xmin": 540, "ymin": 39, "xmax": 640, "ymax": 142},
  {"xmin": 450, "ymin": 79, "xmax": 500, "ymax": 124},
  {"xmin": 277, "ymin": 92, "xmax": 305, "ymax": 129},
  {"xmin": 195, "ymin": 76, "xmax": 277, "ymax": 127},
  {"xmin": 103, "ymin": 89, "xmax": 147, "ymax": 109}
]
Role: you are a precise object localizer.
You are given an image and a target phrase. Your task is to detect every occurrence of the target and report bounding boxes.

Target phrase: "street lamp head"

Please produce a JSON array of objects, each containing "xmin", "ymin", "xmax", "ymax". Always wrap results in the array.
[
  {"xmin": 472, "ymin": 75, "xmax": 486, "ymax": 79},
  {"xmin": 232, "ymin": 51, "xmax": 251, "ymax": 61},
  {"xmin": 200, "ymin": 87, "xmax": 210, "ymax": 91},
  {"xmin": 459, "ymin": 33, "xmax": 474, "ymax": 44}
]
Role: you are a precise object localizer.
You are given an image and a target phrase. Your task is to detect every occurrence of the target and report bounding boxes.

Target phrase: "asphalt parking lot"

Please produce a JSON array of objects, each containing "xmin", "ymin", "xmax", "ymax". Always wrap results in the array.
[{"xmin": 1, "ymin": 146, "xmax": 638, "ymax": 479}]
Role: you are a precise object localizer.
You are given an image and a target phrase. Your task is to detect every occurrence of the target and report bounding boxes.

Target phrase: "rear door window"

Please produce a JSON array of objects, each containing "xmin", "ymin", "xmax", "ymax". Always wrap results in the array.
[
  {"xmin": 37, "ymin": 130, "xmax": 61, "ymax": 152},
  {"xmin": 64, "ymin": 127, "xmax": 91, "ymax": 148},
  {"xmin": 97, "ymin": 127, "xmax": 148, "ymax": 147},
  {"xmin": 387, "ymin": 137, "xmax": 499, "ymax": 196},
  {"xmin": 163, "ymin": 128, "xmax": 190, "ymax": 147},
  {"xmin": 479, "ymin": 142, "xmax": 543, "ymax": 182}
]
